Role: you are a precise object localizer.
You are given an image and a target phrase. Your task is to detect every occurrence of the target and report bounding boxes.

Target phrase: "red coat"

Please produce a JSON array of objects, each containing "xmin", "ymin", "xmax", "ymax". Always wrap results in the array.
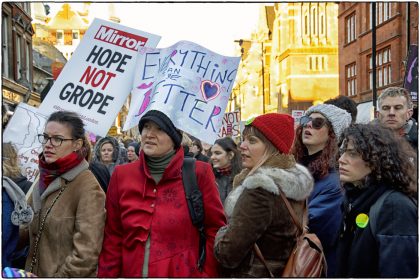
[{"xmin": 97, "ymin": 148, "xmax": 226, "ymax": 277}]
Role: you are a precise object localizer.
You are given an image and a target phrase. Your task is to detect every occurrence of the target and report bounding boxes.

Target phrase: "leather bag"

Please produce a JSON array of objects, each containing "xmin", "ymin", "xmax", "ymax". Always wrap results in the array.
[{"xmin": 254, "ymin": 190, "xmax": 327, "ymax": 277}]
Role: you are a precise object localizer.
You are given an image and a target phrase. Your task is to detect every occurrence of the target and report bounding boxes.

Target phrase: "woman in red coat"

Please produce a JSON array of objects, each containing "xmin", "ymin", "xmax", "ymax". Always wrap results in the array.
[{"xmin": 97, "ymin": 110, "xmax": 226, "ymax": 277}]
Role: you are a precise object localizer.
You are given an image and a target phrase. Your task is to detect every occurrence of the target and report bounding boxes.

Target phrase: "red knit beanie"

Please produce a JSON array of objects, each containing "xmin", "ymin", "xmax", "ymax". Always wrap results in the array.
[{"xmin": 249, "ymin": 113, "xmax": 295, "ymax": 154}]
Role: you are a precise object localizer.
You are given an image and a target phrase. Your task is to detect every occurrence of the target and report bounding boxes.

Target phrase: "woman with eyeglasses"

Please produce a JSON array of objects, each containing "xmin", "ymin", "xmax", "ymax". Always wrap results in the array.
[
  {"xmin": 22, "ymin": 111, "xmax": 106, "ymax": 277},
  {"xmin": 292, "ymin": 104, "xmax": 351, "ymax": 277},
  {"xmin": 336, "ymin": 123, "xmax": 417, "ymax": 277}
]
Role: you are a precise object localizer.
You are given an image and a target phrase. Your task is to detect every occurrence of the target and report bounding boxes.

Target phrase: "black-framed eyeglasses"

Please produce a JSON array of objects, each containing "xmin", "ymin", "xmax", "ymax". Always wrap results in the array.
[
  {"xmin": 37, "ymin": 134, "xmax": 74, "ymax": 147},
  {"xmin": 299, "ymin": 116, "xmax": 329, "ymax": 130}
]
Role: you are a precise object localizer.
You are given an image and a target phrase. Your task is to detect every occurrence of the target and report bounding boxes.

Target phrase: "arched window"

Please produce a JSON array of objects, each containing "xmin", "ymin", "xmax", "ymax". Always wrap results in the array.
[{"xmin": 311, "ymin": 6, "xmax": 317, "ymax": 34}]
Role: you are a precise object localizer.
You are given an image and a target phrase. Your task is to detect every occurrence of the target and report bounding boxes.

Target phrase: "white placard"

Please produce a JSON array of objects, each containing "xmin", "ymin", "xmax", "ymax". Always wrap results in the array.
[
  {"xmin": 3, "ymin": 103, "xmax": 47, "ymax": 182},
  {"xmin": 38, "ymin": 18, "xmax": 161, "ymax": 136},
  {"xmin": 123, "ymin": 40, "xmax": 241, "ymax": 144},
  {"xmin": 218, "ymin": 111, "xmax": 241, "ymax": 138}
]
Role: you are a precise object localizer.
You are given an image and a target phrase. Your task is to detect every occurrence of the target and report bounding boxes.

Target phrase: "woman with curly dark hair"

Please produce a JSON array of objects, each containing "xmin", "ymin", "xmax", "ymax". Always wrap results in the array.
[
  {"xmin": 336, "ymin": 123, "xmax": 417, "ymax": 277},
  {"xmin": 293, "ymin": 104, "xmax": 351, "ymax": 276}
]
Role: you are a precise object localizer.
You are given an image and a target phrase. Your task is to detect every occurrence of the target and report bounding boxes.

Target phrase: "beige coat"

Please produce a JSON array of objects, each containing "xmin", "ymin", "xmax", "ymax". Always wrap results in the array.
[{"xmin": 24, "ymin": 160, "xmax": 106, "ymax": 277}]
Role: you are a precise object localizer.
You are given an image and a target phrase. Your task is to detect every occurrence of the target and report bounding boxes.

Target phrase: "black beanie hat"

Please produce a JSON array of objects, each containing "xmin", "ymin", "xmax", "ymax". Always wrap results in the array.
[{"xmin": 138, "ymin": 110, "xmax": 182, "ymax": 149}]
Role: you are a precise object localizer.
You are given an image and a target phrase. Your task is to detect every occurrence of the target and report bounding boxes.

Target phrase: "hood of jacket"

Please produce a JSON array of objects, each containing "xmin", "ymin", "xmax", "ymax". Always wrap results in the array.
[
  {"xmin": 224, "ymin": 154, "xmax": 314, "ymax": 217},
  {"xmin": 92, "ymin": 136, "xmax": 121, "ymax": 164}
]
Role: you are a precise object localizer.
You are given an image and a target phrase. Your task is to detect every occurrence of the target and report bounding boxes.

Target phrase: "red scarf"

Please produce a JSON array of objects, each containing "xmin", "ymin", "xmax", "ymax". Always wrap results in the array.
[
  {"xmin": 217, "ymin": 165, "xmax": 232, "ymax": 176},
  {"xmin": 38, "ymin": 147, "xmax": 87, "ymax": 195}
]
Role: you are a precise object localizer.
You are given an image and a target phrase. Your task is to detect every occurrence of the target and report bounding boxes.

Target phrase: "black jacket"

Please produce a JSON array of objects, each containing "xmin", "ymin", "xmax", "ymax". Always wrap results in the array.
[
  {"xmin": 89, "ymin": 162, "xmax": 111, "ymax": 193},
  {"xmin": 12, "ymin": 175, "xmax": 32, "ymax": 194},
  {"xmin": 336, "ymin": 182, "xmax": 418, "ymax": 277}
]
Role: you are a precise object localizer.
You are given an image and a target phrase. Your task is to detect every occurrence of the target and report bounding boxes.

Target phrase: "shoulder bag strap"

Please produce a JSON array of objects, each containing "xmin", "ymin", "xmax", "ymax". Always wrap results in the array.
[
  {"xmin": 253, "ymin": 191, "xmax": 306, "ymax": 278},
  {"xmin": 29, "ymin": 179, "xmax": 68, "ymax": 273},
  {"xmin": 254, "ymin": 243, "xmax": 275, "ymax": 278},
  {"xmin": 278, "ymin": 190, "xmax": 305, "ymax": 233}
]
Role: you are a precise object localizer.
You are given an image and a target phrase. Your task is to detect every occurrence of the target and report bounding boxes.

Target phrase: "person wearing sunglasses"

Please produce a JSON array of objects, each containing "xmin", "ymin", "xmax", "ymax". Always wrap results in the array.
[
  {"xmin": 21, "ymin": 111, "xmax": 106, "ymax": 277},
  {"xmin": 292, "ymin": 103, "xmax": 351, "ymax": 277}
]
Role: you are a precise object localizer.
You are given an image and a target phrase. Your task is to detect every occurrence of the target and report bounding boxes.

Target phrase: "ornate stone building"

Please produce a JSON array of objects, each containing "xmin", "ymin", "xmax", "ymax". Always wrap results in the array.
[
  {"xmin": 231, "ymin": 3, "xmax": 339, "ymax": 120},
  {"xmin": 2, "ymin": 3, "xmax": 37, "ymax": 109}
]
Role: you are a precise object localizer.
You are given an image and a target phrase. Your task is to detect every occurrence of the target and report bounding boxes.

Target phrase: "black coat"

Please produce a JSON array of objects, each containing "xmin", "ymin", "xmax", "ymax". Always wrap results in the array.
[
  {"xmin": 336, "ymin": 182, "xmax": 418, "ymax": 277},
  {"xmin": 12, "ymin": 175, "xmax": 32, "ymax": 194},
  {"xmin": 89, "ymin": 162, "xmax": 111, "ymax": 193}
]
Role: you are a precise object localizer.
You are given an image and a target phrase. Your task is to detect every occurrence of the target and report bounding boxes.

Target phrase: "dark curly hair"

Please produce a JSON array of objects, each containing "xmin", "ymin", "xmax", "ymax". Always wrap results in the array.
[
  {"xmin": 293, "ymin": 121, "xmax": 337, "ymax": 180},
  {"xmin": 340, "ymin": 123, "xmax": 417, "ymax": 197}
]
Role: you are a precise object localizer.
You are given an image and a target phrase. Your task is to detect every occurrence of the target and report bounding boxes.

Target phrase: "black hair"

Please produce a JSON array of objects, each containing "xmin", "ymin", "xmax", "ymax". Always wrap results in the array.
[
  {"xmin": 325, "ymin": 95, "xmax": 358, "ymax": 123},
  {"xmin": 213, "ymin": 137, "xmax": 242, "ymax": 176}
]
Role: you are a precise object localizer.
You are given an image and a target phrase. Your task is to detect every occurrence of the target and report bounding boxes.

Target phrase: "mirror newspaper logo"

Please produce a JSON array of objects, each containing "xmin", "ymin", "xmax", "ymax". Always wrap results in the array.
[{"xmin": 94, "ymin": 25, "xmax": 148, "ymax": 51}]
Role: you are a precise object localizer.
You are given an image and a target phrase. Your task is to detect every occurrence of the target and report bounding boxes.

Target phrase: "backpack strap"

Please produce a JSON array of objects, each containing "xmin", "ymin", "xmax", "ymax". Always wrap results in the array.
[
  {"xmin": 182, "ymin": 157, "xmax": 206, "ymax": 271},
  {"xmin": 369, "ymin": 190, "xmax": 394, "ymax": 237}
]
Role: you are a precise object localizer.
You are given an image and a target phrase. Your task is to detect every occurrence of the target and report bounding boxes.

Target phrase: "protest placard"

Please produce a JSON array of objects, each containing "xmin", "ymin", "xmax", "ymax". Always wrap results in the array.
[
  {"xmin": 218, "ymin": 111, "xmax": 241, "ymax": 138},
  {"xmin": 38, "ymin": 18, "xmax": 161, "ymax": 136},
  {"xmin": 123, "ymin": 40, "xmax": 241, "ymax": 144},
  {"xmin": 3, "ymin": 103, "xmax": 47, "ymax": 182}
]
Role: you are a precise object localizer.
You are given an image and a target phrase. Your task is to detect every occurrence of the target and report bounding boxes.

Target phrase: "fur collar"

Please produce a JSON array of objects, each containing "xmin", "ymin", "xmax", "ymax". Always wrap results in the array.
[
  {"xmin": 225, "ymin": 155, "xmax": 313, "ymax": 217},
  {"xmin": 32, "ymin": 160, "xmax": 89, "ymax": 213}
]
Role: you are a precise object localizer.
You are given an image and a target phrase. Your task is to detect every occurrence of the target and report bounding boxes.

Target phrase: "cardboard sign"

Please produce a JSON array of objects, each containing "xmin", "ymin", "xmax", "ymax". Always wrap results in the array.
[
  {"xmin": 3, "ymin": 103, "xmax": 47, "ymax": 182},
  {"xmin": 218, "ymin": 111, "xmax": 241, "ymax": 138},
  {"xmin": 123, "ymin": 40, "xmax": 241, "ymax": 144},
  {"xmin": 38, "ymin": 18, "xmax": 161, "ymax": 136}
]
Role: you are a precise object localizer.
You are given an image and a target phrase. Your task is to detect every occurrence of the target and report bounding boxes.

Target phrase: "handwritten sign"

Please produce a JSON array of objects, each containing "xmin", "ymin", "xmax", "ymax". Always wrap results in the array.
[
  {"xmin": 218, "ymin": 111, "xmax": 241, "ymax": 138},
  {"xmin": 3, "ymin": 103, "xmax": 47, "ymax": 182},
  {"xmin": 38, "ymin": 18, "xmax": 161, "ymax": 136},
  {"xmin": 123, "ymin": 40, "xmax": 241, "ymax": 144}
]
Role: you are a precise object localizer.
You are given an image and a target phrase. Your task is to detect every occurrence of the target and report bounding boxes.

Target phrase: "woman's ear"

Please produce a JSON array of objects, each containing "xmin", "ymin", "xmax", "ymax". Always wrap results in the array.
[
  {"xmin": 228, "ymin": 151, "xmax": 234, "ymax": 160},
  {"xmin": 73, "ymin": 139, "xmax": 83, "ymax": 151}
]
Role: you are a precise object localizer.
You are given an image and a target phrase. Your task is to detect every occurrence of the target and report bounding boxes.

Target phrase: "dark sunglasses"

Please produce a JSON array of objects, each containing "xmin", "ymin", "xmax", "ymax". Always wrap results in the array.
[{"xmin": 299, "ymin": 116, "xmax": 329, "ymax": 129}]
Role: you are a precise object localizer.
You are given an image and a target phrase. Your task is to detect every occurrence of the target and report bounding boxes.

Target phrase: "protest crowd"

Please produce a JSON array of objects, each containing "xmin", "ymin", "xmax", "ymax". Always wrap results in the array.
[
  {"xmin": 2, "ymin": 84, "xmax": 418, "ymax": 278},
  {"xmin": 1, "ymin": 17, "xmax": 418, "ymax": 279}
]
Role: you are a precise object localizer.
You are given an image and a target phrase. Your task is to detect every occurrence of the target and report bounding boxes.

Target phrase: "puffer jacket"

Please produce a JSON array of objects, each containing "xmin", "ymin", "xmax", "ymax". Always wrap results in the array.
[
  {"xmin": 92, "ymin": 137, "xmax": 124, "ymax": 175},
  {"xmin": 24, "ymin": 160, "xmax": 106, "ymax": 277},
  {"xmin": 214, "ymin": 154, "xmax": 314, "ymax": 277}
]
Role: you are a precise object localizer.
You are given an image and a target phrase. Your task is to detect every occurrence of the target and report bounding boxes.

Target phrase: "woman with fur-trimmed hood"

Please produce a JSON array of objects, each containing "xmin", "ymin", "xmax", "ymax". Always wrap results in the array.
[
  {"xmin": 92, "ymin": 136, "xmax": 125, "ymax": 176},
  {"xmin": 214, "ymin": 113, "xmax": 314, "ymax": 277}
]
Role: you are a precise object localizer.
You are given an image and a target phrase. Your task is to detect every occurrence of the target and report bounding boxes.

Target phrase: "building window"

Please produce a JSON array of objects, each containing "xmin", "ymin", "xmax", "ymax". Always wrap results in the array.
[
  {"xmin": 346, "ymin": 63, "xmax": 357, "ymax": 96},
  {"xmin": 311, "ymin": 6, "xmax": 317, "ymax": 35},
  {"xmin": 369, "ymin": 47, "xmax": 391, "ymax": 89},
  {"xmin": 304, "ymin": 14, "xmax": 309, "ymax": 35},
  {"xmin": 72, "ymin": 30, "xmax": 79, "ymax": 40},
  {"xmin": 2, "ymin": 13, "xmax": 11, "ymax": 78},
  {"xmin": 320, "ymin": 14, "xmax": 325, "ymax": 35},
  {"xmin": 16, "ymin": 35, "xmax": 22, "ymax": 80},
  {"xmin": 345, "ymin": 12, "xmax": 356, "ymax": 43},
  {"xmin": 56, "ymin": 30, "xmax": 64, "ymax": 44},
  {"xmin": 25, "ymin": 41, "xmax": 31, "ymax": 82},
  {"xmin": 308, "ymin": 56, "xmax": 327, "ymax": 71},
  {"xmin": 369, "ymin": 2, "xmax": 391, "ymax": 28}
]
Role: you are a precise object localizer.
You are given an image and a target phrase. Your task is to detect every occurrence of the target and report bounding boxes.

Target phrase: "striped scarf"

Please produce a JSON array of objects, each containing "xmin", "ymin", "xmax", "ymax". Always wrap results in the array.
[{"xmin": 38, "ymin": 147, "xmax": 87, "ymax": 195}]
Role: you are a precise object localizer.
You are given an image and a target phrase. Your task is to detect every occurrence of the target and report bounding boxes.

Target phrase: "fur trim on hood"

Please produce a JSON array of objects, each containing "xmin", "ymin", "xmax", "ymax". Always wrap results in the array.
[{"xmin": 224, "ymin": 155, "xmax": 313, "ymax": 217}]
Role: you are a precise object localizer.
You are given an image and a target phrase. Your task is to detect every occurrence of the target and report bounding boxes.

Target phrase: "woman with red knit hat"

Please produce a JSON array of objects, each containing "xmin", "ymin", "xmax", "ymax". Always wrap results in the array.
[{"xmin": 214, "ymin": 113, "xmax": 314, "ymax": 277}]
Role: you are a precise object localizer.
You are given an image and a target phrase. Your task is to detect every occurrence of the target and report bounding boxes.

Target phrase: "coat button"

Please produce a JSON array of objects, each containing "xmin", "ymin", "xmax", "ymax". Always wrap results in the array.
[
  {"xmin": 151, "ymin": 203, "xmax": 155, "ymax": 208},
  {"xmin": 153, "ymin": 189, "xmax": 157, "ymax": 193}
]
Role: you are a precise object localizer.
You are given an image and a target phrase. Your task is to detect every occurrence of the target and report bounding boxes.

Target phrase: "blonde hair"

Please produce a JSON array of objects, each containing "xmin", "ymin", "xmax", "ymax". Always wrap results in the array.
[
  {"xmin": 181, "ymin": 132, "xmax": 193, "ymax": 147},
  {"xmin": 243, "ymin": 126, "xmax": 280, "ymax": 175},
  {"xmin": 2, "ymin": 142, "xmax": 22, "ymax": 178}
]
